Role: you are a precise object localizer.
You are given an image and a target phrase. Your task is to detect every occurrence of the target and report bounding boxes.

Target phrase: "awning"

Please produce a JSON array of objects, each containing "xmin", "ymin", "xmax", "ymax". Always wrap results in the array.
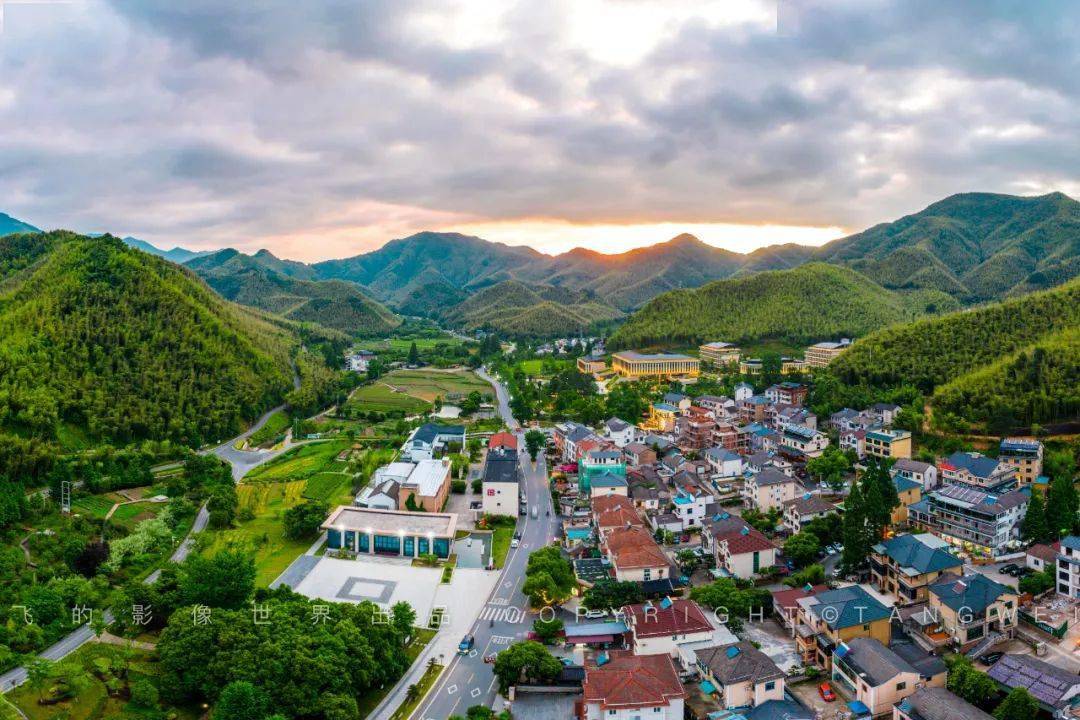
[
  {"xmin": 569, "ymin": 634, "xmax": 615, "ymax": 644},
  {"xmin": 700, "ymin": 680, "xmax": 717, "ymax": 695},
  {"xmin": 847, "ymin": 700, "xmax": 871, "ymax": 716}
]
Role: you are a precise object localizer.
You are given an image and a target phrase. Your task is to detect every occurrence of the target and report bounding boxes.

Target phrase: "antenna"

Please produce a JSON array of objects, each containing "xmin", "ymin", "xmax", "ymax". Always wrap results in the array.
[{"xmin": 60, "ymin": 480, "xmax": 71, "ymax": 514}]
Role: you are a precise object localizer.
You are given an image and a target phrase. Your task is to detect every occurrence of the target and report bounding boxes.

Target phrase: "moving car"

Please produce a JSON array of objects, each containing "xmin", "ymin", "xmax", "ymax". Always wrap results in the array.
[
  {"xmin": 819, "ymin": 683, "xmax": 836, "ymax": 702},
  {"xmin": 510, "ymin": 531, "xmax": 522, "ymax": 548},
  {"xmin": 458, "ymin": 635, "xmax": 474, "ymax": 655},
  {"xmin": 531, "ymin": 506, "xmax": 538, "ymax": 518}
]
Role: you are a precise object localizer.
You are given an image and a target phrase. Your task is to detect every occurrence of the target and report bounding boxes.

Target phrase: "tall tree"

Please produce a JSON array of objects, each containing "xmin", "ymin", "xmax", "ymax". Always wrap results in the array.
[
  {"xmin": 864, "ymin": 458, "xmax": 900, "ymax": 532},
  {"xmin": 1021, "ymin": 489, "xmax": 1050, "ymax": 544},
  {"xmin": 994, "ymin": 687, "xmax": 1039, "ymax": 720},
  {"xmin": 841, "ymin": 480, "xmax": 869, "ymax": 572},
  {"xmin": 408, "ymin": 342, "xmax": 420, "ymax": 365},
  {"xmin": 1046, "ymin": 474, "xmax": 1079, "ymax": 538}
]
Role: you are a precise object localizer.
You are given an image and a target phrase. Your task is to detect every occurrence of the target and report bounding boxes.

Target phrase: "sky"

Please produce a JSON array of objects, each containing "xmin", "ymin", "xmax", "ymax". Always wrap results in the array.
[{"xmin": 0, "ymin": 0, "xmax": 1077, "ymax": 261}]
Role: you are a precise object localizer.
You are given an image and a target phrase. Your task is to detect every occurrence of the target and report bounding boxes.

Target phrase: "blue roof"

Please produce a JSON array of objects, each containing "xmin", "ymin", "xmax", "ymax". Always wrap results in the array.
[
  {"xmin": 945, "ymin": 451, "xmax": 1002, "ymax": 480},
  {"xmin": 893, "ymin": 476, "xmax": 921, "ymax": 493},
  {"xmin": 807, "ymin": 585, "xmax": 891, "ymax": 629},
  {"xmin": 566, "ymin": 529, "xmax": 591, "ymax": 540},
  {"xmin": 847, "ymin": 700, "xmax": 871, "ymax": 716},
  {"xmin": 563, "ymin": 621, "xmax": 627, "ymax": 637},
  {"xmin": 873, "ymin": 534, "xmax": 962, "ymax": 575},
  {"xmin": 653, "ymin": 403, "xmax": 678, "ymax": 412},
  {"xmin": 746, "ymin": 701, "xmax": 813, "ymax": 720},
  {"xmin": 1061, "ymin": 536, "xmax": 1080, "ymax": 552},
  {"xmin": 590, "ymin": 473, "xmax": 628, "ymax": 488},
  {"xmin": 929, "ymin": 573, "xmax": 1010, "ymax": 614}
]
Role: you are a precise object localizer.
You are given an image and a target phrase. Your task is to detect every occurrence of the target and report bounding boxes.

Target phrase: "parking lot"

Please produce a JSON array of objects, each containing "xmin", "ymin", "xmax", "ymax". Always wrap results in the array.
[
  {"xmin": 789, "ymin": 677, "xmax": 852, "ymax": 719},
  {"xmin": 294, "ymin": 556, "xmax": 445, "ymax": 625}
]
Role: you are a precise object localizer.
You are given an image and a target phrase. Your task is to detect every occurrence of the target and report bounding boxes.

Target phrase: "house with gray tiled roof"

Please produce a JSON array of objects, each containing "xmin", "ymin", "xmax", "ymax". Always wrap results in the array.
[
  {"xmin": 909, "ymin": 485, "xmax": 1028, "ymax": 559},
  {"xmin": 925, "ymin": 573, "xmax": 1018, "ymax": 651},
  {"xmin": 794, "ymin": 585, "xmax": 892, "ymax": 670},
  {"xmin": 938, "ymin": 451, "xmax": 1015, "ymax": 493},
  {"xmin": 895, "ymin": 687, "xmax": 993, "ymax": 720},
  {"xmin": 783, "ymin": 493, "xmax": 837, "ymax": 534},
  {"xmin": 870, "ymin": 533, "xmax": 962, "ymax": 605},
  {"xmin": 696, "ymin": 642, "xmax": 785, "ymax": 710},
  {"xmin": 832, "ymin": 638, "xmax": 946, "ymax": 717}
]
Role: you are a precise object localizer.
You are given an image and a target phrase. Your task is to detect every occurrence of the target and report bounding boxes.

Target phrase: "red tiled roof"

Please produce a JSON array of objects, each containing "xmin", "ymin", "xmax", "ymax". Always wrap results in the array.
[
  {"xmin": 770, "ymin": 584, "xmax": 829, "ymax": 613},
  {"xmin": 488, "ymin": 431, "xmax": 518, "ymax": 450},
  {"xmin": 626, "ymin": 599, "xmax": 712, "ymax": 639},
  {"xmin": 593, "ymin": 495, "xmax": 645, "ymax": 530},
  {"xmin": 1027, "ymin": 542, "xmax": 1060, "ymax": 563},
  {"xmin": 604, "ymin": 526, "xmax": 669, "ymax": 569},
  {"xmin": 583, "ymin": 651, "xmax": 686, "ymax": 710},
  {"xmin": 716, "ymin": 526, "xmax": 775, "ymax": 555}
]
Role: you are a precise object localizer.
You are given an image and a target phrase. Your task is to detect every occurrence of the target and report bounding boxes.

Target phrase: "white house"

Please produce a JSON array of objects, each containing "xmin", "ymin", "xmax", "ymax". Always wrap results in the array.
[
  {"xmin": 481, "ymin": 447, "xmax": 520, "ymax": 516},
  {"xmin": 705, "ymin": 447, "xmax": 743, "ymax": 479},
  {"xmin": 604, "ymin": 417, "xmax": 638, "ymax": 448},
  {"xmin": 625, "ymin": 599, "xmax": 715, "ymax": 656},
  {"xmin": 743, "ymin": 468, "xmax": 798, "ymax": 512},
  {"xmin": 401, "ymin": 423, "xmax": 466, "ymax": 461},
  {"xmin": 582, "ymin": 651, "xmax": 685, "ymax": 720},
  {"xmin": 891, "ymin": 459, "xmax": 939, "ymax": 491}
]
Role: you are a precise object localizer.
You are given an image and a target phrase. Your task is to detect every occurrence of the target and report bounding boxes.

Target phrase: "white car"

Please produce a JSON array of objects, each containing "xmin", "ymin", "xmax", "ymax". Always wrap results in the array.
[
  {"xmin": 584, "ymin": 609, "xmax": 608, "ymax": 619},
  {"xmin": 825, "ymin": 546, "xmax": 837, "ymax": 556},
  {"xmin": 510, "ymin": 538, "xmax": 520, "ymax": 549}
]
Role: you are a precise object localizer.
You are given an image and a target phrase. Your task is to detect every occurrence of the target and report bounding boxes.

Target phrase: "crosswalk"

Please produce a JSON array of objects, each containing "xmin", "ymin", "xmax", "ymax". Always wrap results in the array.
[{"xmin": 478, "ymin": 605, "xmax": 524, "ymax": 623}]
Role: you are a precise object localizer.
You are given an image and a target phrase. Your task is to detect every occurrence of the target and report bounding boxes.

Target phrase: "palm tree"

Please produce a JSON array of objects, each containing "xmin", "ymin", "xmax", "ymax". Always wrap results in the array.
[{"xmin": 405, "ymin": 683, "xmax": 421, "ymax": 704}]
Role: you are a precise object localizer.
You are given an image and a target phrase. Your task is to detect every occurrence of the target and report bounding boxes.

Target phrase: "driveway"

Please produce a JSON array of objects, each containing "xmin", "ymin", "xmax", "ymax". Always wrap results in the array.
[{"xmin": 741, "ymin": 618, "xmax": 802, "ymax": 673}]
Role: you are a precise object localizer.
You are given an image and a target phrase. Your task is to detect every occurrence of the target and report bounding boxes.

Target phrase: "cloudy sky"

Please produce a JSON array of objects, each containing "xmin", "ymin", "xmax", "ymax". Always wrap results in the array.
[{"xmin": 0, "ymin": 0, "xmax": 1077, "ymax": 260}]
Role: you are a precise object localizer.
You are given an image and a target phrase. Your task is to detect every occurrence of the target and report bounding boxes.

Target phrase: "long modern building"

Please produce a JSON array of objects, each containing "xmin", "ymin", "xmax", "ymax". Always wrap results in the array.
[
  {"xmin": 322, "ymin": 506, "xmax": 456, "ymax": 559},
  {"xmin": 699, "ymin": 341, "xmax": 741, "ymax": 366},
  {"xmin": 804, "ymin": 339, "xmax": 852, "ymax": 368},
  {"xmin": 612, "ymin": 351, "xmax": 700, "ymax": 379}
]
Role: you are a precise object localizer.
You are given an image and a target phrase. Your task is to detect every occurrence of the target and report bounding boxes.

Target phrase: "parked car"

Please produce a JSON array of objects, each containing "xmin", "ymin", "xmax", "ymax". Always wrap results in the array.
[
  {"xmin": 511, "ymin": 533, "xmax": 521, "ymax": 549},
  {"xmin": 458, "ymin": 635, "xmax": 474, "ymax": 655},
  {"xmin": 825, "ymin": 547, "xmax": 837, "ymax": 556},
  {"xmin": 1000, "ymin": 563, "xmax": 1020, "ymax": 576},
  {"xmin": 584, "ymin": 609, "xmax": 608, "ymax": 619},
  {"xmin": 980, "ymin": 652, "xmax": 1004, "ymax": 665},
  {"xmin": 819, "ymin": 683, "xmax": 837, "ymax": 702}
]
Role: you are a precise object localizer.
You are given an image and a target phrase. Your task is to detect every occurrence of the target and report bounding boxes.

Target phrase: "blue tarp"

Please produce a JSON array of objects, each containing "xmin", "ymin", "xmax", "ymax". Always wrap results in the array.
[
  {"xmin": 700, "ymin": 680, "xmax": 717, "ymax": 694},
  {"xmin": 847, "ymin": 700, "xmax": 871, "ymax": 716},
  {"xmin": 563, "ymin": 621, "xmax": 628, "ymax": 637}
]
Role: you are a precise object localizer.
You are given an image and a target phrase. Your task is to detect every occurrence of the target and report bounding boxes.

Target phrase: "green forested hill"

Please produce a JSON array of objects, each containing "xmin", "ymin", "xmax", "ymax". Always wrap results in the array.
[
  {"xmin": 439, "ymin": 279, "xmax": 624, "ymax": 336},
  {"xmin": 819, "ymin": 192, "xmax": 1080, "ymax": 301},
  {"xmin": 188, "ymin": 249, "xmax": 401, "ymax": 336},
  {"xmin": 609, "ymin": 263, "xmax": 956, "ymax": 348},
  {"xmin": 830, "ymin": 279, "xmax": 1080, "ymax": 429},
  {"xmin": 0, "ymin": 232, "xmax": 299, "ymax": 446}
]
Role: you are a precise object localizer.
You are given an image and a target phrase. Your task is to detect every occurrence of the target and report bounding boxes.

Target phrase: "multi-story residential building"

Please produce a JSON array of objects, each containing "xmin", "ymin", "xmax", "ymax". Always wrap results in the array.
[
  {"xmin": 865, "ymin": 429, "xmax": 912, "ymax": 460},
  {"xmin": 868, "ymin": 403, "xmax": 903, "ymax": 427},
  {"xmin": 831, "ymin": 638, "xmax": 946, "ymax": 717},
  {"xmin": 705, "ymin": 447, "xmax": 743, "ymax": 479},
  {"xmin": 643, "ymin": 402, "xmax": 679, "ymax": 433},
  {"xmin": 577, "ymin": 355, "xmax": 606, "ymax": 374},
  {"xmin": 676, "ymin": 412, "xmax": 716, "ymax": 450},
  {"xmin": 779, "ymin": 424, "xmax": 829, "ymax": 459},
  {"xmin": 870, "ymin": 533, "xmax": 963, "ymax": 606},
  {"xmin": 663, "ymin": 392, "xmax": 692, "ymax": 413},
  {"xmin": 581, "ymin": 651, "xmax": 685, "ymax": 720},
  {"xmin": 765, "ymin": 382, "xmax": 808, "ymax": 407},
  {"xmin": 892, "ymin": 476, "xmax": 923, "ymax": 525},
  {"xmin": 891, "ymin": 459, "xmax": 938, "ymax": 491},
  {"xmin": 794, "ymin": 585, "xmax": 892, "ymax": 670},
  {"xmin": 743, "ymin": 468, "xmax": 798, "ymax": 512},
  {"xmin": 775, "ymin": 406, "xmax": 817, "ymax": 431},
  {"xmin": 553, "ymin": 421, "xmax": 598, "ymax": 462},
  {"xmin": 603, "ymin": 417, "xmax": 637, "ymax": 448},
  {"xmin": 937, "ymin": 451, "xmax": 1015, "ymax": 492},
  {"xmin": 696, "ymin": 642, "xmax": 785, "ymax": 710},
  {"xmin": 481, "ymin": 447, "xmax": 520, "ymax": 516},
  {"xmin": 804, "ymin": 339, "xmax": 852, "ymax": 368},
  {"xmin": 783, "ymin": 494, "xmax": 838, "ymax": 534},
  {"xmin": 695, "ymin": 394, "xmax": 733, "ymax": 415},
  {"xmin": 671, "ymin": 485, "xmax": 711, "ymax": 529},
  {"xmin": 401, "ymin": 423, "xmax": 466, "ymax": 461},
  {"xmin": 398, "ymin": 457, "xmax": 453, "ymax": 512},
  {"xmin": 602, "ymin": 525, "xmax": 671, "ymax": 584},
  {"xmin": 713, "ymin": 423, "xmax": 750, "ymax": 454},
  {"xmin": 739, "ymin": 395, "xmax": 771, "ymax": 424},
  {"xmin": 699, "ymin": 341, "xmax": 741, "ymax": 366},
  {"xmin": 1056, "ymin": 536, "xmax": 1080, "ymax": 598},
  {"xmin": 998, "ymin": 438, "xmax": 1044, "ymax": 486},
  {"xmin": 894, "ymin": 687, "xmax": 994, "ymax": 720},
  {"xmin": 841, "ymin": 428, "xmax": 868, "ymax": 458},
  {"xmin": 734, "ymin": 382, "xmax": 754, "ymax": 402},
  {"xmin": 781, "ymin": 357, "xmax": 806, "ymax": 374},
  {"xmin": 908, "ymin": 485, "xmax": 1028, "ymax": 558},
  {"xmin": 625, "ymin": 599, "xmax": 715, "ymax": 656},
  {"xmin": 925, "ymin": 573, "xmax": 1017, "ymax": 651},
  {"xmin": 714, "ymin": 525, "xmax": 777, "ymax": 578},
  {"xmin": 771, "ymin": 584, "xmax": 830, "ymax": 630},
  {"xmin": 580, "ymin": 449, "xmax": 627, "ymax": 494},
  {"xmin": 623, "ymin": 442, "xmax": 657, "ymax": 467},
  {"xmin": 612, "ymin": 351, "xmax": 700, "ymax": 379}
]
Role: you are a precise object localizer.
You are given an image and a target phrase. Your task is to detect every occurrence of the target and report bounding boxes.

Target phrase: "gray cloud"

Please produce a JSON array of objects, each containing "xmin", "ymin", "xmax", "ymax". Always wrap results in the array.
[{"xmin": 0, "ymin": 0, "xmax": 1076, "ymax": 258}]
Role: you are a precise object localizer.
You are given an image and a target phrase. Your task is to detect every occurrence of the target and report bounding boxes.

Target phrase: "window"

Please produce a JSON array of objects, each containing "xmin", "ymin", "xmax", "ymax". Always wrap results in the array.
[
  {"xmin": 863, "ymin": 624, "xmax": 869, "ymax": 630},
  {"xmin": 608, "ymin": 711, "xmax": 616, "ymax": 716},
  {"xmin": 896, "ymin": 682, "xmax": 906, "ymax": 691},
  {"xmin": 765, "ymin": 681, "xmax": 776, "ymax": 691},
  {"xmin": 643, "ymin": 568, "xmax": 651, "ymax": 580}
]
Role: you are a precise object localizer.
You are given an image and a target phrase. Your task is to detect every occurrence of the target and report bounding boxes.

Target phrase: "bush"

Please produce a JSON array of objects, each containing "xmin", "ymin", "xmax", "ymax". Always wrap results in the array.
[
  {"xmin": 471, "ymin": 479, "xmax": 482, "ymax": 493},
  {"xmin": 130, "ymin": 678, "xmax": 160, "ymax": 708},
  {"xmin": 451, "ymin": 480, "xmax": 467, "ymax": 495}
]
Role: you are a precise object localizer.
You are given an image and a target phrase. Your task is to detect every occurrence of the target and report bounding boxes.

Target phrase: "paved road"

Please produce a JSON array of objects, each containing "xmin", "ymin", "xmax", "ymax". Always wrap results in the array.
[
  {"xmin": 412, "ymin": 444, "xmax": 555, "ymax": 719},
  {"xmin": 476, "ymin": 366, "xmax": 518, "ymax": 432}
]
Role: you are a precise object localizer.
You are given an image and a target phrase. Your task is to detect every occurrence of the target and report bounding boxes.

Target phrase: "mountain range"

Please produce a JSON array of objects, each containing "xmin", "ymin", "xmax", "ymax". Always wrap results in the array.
[{"xmin": 1, "ymin": 190, "xmax": 1077, "ymax": 338}]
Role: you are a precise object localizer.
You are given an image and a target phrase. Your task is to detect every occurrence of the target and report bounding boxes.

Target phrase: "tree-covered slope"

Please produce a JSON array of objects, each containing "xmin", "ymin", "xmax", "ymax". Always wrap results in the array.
[
  {"xmin": 829, "ymin": 278, "xmax": 1080, "ymax": 428},
  {"xmin": 609, "ymin": 263, "xmax": 954, "ymax": 348},
  {"xmin": 439, "ymin": 279, "xmax": 624, "ymax": 337},
  {"xmin": 0, "ymin": 233, "xmax": 298, "ymax": 445},
  {"xmin": 0, "ymin": 212, "xmax": 39, "ymax": 237},
  {"xmin": 188, "ymin": 249, "xmax": 400, "ymax": 336},
  {"xmin": 819, "ymin": 192, "xmax": 1080, "ymax": 301}
]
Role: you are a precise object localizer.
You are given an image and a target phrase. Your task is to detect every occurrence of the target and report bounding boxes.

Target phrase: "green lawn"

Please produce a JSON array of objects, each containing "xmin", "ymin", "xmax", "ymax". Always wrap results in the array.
[
  {"xmin": 70, "ymin": 494, "xmax": 121, "ymax": 519},
  {"xmin": 247, "ymin": 408, "xmax": 292, "ymax": 447},
  {"xmin": 109, "ymin": 501, "xmax": 167, "ymax": 530},
  {"xmin": 492, "ymin": 527, "xmax": 514, "ymax": 569},
  {"xmin": 518, "ymin": 358, "xmax": 571, "ymax": 376},
  {"xmin": 7, "ymin": 643, "xmax": 198, "ymax": 720},
  {"xmin": 245, "ymin": 440, "xmax": 348, "ymax": 481},
  {"xmin": 303, "ymin": 472, "xmax": 353, "ymax": 503},
  {"xmin": 390, "ymin": 662, "xmax": 444, "ymax": 720}
]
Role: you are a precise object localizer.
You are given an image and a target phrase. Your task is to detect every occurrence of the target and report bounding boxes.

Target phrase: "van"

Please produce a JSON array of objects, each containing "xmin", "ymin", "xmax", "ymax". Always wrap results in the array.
[{"xmin": 531, "ymin": 506, "xmax": 538, "ymax": 518}]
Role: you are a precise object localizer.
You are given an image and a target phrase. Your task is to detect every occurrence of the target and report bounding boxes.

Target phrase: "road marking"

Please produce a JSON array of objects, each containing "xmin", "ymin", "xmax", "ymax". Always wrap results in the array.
[
  {"xmin": 471, "ymin": 688, "xmax": 482, "ymax": 698},
  {"xmin": 479, "ymin": 606, "xmax": 526, "ymax": 623},
  {"xmin": 447, "ymin": 684, "xmax": 458, "ymax": 695},
  {"xmin": 490, "ymin": 597, "xmax": 510, "ymax": 606},
  {"xmin": 490, "ymin": 635, "xmax": 514, "ymax": 645}
]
